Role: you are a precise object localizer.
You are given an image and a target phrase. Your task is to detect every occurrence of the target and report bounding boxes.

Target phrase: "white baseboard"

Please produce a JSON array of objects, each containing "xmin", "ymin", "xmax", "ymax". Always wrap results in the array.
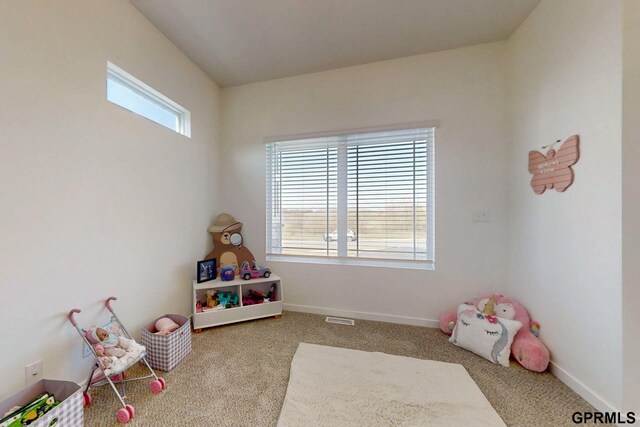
[
  {"xmin": 282, "ymin": 303, "xmax": 440, "ymax": 328},
  {"xmin": 549, "ymin": 361, "xmax": 619, "ymax": 413}
]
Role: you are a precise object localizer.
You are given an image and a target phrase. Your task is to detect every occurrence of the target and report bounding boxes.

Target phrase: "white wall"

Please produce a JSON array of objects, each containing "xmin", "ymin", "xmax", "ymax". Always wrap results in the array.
[
  {"xmin": 0, "ymin": 0, "xmax": 221, "ymax": 399},
  {"xmin": 221, "ymin": 42, "xmax": 510, "ymax": 326},
  {"xmin": 506, "ymin": 0, "xmax": 623, "ymax": 411},
  {"xmin": 2, "ymin": 0, "xmax": 631, "ymax": 413},
  {"xmin": 623, "ymin": 0, "xmax": 640, "ymax": 414}
]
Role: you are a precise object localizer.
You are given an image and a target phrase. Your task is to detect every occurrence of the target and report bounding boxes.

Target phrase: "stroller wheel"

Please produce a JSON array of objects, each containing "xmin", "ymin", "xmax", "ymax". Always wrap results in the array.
[
  {"xmin": 125, "ymin": 404, "xmax": 135, "ymax": 419},
  {"xmin": 83, "ymin": 392, "xmax": 92, "ymax": 407},
  {"xmin": 150, "ymin": 379, "xmax": 163, "ymax": 394},
  {"xmin": 158, "ymin": 377, "xmax": 166, "ymax": 389},
  {"xmin": 117, "ymin": 408, "xmax": 130, "ymax": 423}
]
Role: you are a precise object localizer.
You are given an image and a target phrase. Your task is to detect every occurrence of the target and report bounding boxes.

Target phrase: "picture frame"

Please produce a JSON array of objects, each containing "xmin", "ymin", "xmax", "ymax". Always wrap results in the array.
[{"xmin": 197, "ymin": 259, "xmax": 217, "ymax": 283}]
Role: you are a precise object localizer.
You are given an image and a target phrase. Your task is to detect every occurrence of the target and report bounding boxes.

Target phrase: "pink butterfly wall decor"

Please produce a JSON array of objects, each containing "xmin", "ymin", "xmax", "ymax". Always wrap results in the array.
[{"xmin": 528, "ymin": 135, "xmax": 580, "ymax": 195}]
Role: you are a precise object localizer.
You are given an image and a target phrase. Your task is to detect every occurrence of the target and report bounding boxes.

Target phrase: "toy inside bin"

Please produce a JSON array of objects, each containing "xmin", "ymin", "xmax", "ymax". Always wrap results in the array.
[
  {"xmin": 0, "ymin": 380, "xmax": 83, "ymax": 427},
  {"xmin": 141, "ymin": 314, "xmax": 192, "ymax": 372}
]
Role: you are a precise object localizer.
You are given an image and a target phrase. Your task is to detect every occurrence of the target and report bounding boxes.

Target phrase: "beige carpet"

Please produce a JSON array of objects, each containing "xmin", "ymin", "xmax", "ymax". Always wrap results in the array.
[
  {"xmin": 84, "ymin": 311, "xmax": 594, "ymax": 426},
  {"xmin": 278, "ymin": 343, "xmax": 505, "ymax": 426}
]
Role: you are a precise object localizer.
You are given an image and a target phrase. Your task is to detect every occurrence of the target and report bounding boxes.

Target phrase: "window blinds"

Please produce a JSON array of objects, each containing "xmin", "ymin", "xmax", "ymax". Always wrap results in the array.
[{"xmin": 266, "ymin": 127, "xmax": 434, "ymax": 263}]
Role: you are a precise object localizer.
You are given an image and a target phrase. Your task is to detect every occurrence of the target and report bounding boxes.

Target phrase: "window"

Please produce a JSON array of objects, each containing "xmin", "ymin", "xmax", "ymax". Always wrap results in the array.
[
  {"xmin": 106, "ymin": 62, "xmax": 191, "ymax": 137},
  {"xmin": 266, "ymin": 125, "xmax": 435, "ymax": 269}
]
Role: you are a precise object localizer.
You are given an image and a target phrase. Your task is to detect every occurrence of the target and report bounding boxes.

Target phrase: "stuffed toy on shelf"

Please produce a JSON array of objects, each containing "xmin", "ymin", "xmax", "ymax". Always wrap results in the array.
[{"xmin": 440, "ymin": 294, "xmax": 550, "ymax": 372}]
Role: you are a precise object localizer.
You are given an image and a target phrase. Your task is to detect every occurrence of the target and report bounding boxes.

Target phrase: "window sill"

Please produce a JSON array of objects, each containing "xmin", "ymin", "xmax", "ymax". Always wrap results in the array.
[{"xmin": 265, "ymin": 254, "xmax": 435, "ymax": 271}]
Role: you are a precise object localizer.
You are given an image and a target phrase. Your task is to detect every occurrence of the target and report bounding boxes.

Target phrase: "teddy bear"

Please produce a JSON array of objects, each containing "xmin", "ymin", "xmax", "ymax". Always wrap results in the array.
[
  {"xmin": 85, "ymin": 326, "xmax": 139, "ymax": 358},
  {"xmin": 439, "ymin": 294, "xmax": 550, "ymax": 372},
  {"xmin": 205, "ymin": 213, "xmax": 255, "ymax": 276}
]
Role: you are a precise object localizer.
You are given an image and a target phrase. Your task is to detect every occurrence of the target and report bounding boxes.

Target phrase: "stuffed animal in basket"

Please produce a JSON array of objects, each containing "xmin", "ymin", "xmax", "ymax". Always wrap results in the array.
[
  {"xmin": 85, "ymin": 326, "xmax": 138, "ymax": 358},
  {"xmin": 439, "ymin": 294, "xmax": 550, "ymax": 372},
  {"xmin": 154, "ymin": 317, "xmax": 180, "ymax": 336}
]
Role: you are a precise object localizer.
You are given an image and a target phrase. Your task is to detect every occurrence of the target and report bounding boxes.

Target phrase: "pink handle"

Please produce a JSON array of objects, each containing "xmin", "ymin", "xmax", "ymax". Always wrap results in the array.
[
  {"xmin": 105, "ymin": 296, "xmax": 117, "ymax": 313},
  {"xmin": 68, "ymin": 309, "xmax": 81, "ymax": 327}
]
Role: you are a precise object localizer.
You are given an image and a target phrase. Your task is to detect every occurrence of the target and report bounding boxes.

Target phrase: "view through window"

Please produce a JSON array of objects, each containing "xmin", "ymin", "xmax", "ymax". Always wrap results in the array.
[{"xmin": 266, "ymin": 127, "xmax": 434, "ymax": 266}]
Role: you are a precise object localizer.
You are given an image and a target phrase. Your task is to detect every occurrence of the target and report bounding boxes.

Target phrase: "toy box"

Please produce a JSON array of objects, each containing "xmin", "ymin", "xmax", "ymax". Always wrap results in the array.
[
  {"xmin": 0, "ymin": 380, "xmax": 82, "ymax": 427},
  {"xmin": 141, "ymin": 314, "xmax": 192, "ymax": 372}
]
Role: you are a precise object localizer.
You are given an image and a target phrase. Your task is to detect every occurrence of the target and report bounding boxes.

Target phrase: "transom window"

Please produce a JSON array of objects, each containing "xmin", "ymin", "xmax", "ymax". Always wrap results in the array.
[
  {"xmin": 266, "ymin": 126, "xmax": 435, "ymax": 269},
  {"xmin": 106, "ymin": 62, "xmax": 191, "ymax": 137}
]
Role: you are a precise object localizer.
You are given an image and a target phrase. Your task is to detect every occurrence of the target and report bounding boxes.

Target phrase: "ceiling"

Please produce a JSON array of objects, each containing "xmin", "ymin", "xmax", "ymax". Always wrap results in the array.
[{"xmin": 131, "ymin": 0, "xmax": 540, "ymax": 88}]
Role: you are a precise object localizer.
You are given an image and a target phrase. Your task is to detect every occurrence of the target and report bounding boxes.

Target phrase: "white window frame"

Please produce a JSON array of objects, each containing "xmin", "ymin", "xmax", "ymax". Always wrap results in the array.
[
  {"xmin": 106, "ymin": 61, "xmax": 191, "ymax": 138},
  {"xmin": 265, "ymin": 122, "xmax": 437, "ymax": 270}
]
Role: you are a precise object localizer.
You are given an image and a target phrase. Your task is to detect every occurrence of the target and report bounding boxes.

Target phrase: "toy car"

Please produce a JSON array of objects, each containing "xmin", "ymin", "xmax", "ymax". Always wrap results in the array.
[{"xmin": 240, "ymin": 260, "xmax": 271, "ymax": 280}]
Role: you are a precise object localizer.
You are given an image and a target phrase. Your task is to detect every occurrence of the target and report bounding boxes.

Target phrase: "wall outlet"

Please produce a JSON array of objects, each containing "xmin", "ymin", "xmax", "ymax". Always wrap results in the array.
[
  {"xmin": 473, "ymin": 210, "xmax": 491, "ymax": 222},
  {"xmin": 25, "ymin": 360, "xmax": 43, "ymax": 385},
  {"xmin": 82, "ymin": 342, "xmax": 93, "ymax": 358}
]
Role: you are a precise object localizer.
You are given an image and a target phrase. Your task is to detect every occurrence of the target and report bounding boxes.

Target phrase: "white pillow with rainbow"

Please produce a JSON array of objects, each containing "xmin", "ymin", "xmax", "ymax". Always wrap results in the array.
[{"xmin": 450, "ymin": 303, "xmax": 522, "ymax": 367}]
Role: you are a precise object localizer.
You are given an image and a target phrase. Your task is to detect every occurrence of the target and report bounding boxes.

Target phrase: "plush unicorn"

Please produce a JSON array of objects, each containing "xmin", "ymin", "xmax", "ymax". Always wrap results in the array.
[
  {"xmin": 450, "ymin": 300, "xmax": 521, "ymax": 367},
  {"xmin": 441, "ymin": 294, "xmax": 550, "ymax": 372}
]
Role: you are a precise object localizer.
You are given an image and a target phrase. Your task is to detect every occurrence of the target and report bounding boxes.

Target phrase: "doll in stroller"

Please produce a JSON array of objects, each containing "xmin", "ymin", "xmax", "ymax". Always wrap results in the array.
[{"xmin": 68, "ymin": 297, "xmax": 166, "ymax": 424}]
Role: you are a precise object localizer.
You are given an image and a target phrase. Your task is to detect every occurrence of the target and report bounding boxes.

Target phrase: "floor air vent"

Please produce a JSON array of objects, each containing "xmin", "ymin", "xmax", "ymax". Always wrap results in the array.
[{"xmin": 325, "ymin": 316, "xmax": 355, "ymax": 326}]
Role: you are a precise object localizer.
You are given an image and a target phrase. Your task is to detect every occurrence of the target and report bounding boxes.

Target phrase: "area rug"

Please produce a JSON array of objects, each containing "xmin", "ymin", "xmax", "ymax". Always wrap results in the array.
[{"xmin": 277, "ymin": 343, "xmax": 506, "ymax": 427}]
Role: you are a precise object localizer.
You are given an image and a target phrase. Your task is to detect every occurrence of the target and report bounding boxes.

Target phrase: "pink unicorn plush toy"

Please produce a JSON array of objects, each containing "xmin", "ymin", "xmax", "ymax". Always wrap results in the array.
[{"xmin": 440, "ymin": 294, "xmax": 550, "ymax": 372}]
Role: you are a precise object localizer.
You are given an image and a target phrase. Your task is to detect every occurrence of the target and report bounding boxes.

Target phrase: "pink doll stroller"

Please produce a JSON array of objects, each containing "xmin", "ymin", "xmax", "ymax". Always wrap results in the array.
[{"xmin": 67, "ymin": 297, "xmax": 166, "ymax": 423}]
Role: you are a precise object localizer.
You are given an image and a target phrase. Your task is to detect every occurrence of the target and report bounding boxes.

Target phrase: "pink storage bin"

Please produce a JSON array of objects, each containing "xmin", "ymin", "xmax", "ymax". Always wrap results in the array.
[{"xmin": 140, "ymin": 314, "xmax": 191, "ymax": 372}]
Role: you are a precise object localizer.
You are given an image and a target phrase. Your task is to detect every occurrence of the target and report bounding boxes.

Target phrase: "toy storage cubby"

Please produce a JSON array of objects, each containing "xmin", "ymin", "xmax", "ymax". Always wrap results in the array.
[
  {"xmin": 0, "ymin": 380, "xmax": 83, "ymax": 427},
  {"xmin": 192, "ymin": 274, "xmax": 283, "ymax": 332}
]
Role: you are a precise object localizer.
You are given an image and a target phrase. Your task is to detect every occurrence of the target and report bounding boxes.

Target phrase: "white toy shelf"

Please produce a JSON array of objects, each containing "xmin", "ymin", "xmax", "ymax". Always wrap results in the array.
[{"xmin": 191, "ymin": 274, "xmax": 283, "ymax": 332}]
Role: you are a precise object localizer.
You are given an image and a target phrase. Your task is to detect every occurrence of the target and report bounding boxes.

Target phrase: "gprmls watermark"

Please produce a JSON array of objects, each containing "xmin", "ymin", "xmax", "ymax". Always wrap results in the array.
[{"xmin": 572, "ymin": 412, "xmax": 636, "ymax": 424}]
